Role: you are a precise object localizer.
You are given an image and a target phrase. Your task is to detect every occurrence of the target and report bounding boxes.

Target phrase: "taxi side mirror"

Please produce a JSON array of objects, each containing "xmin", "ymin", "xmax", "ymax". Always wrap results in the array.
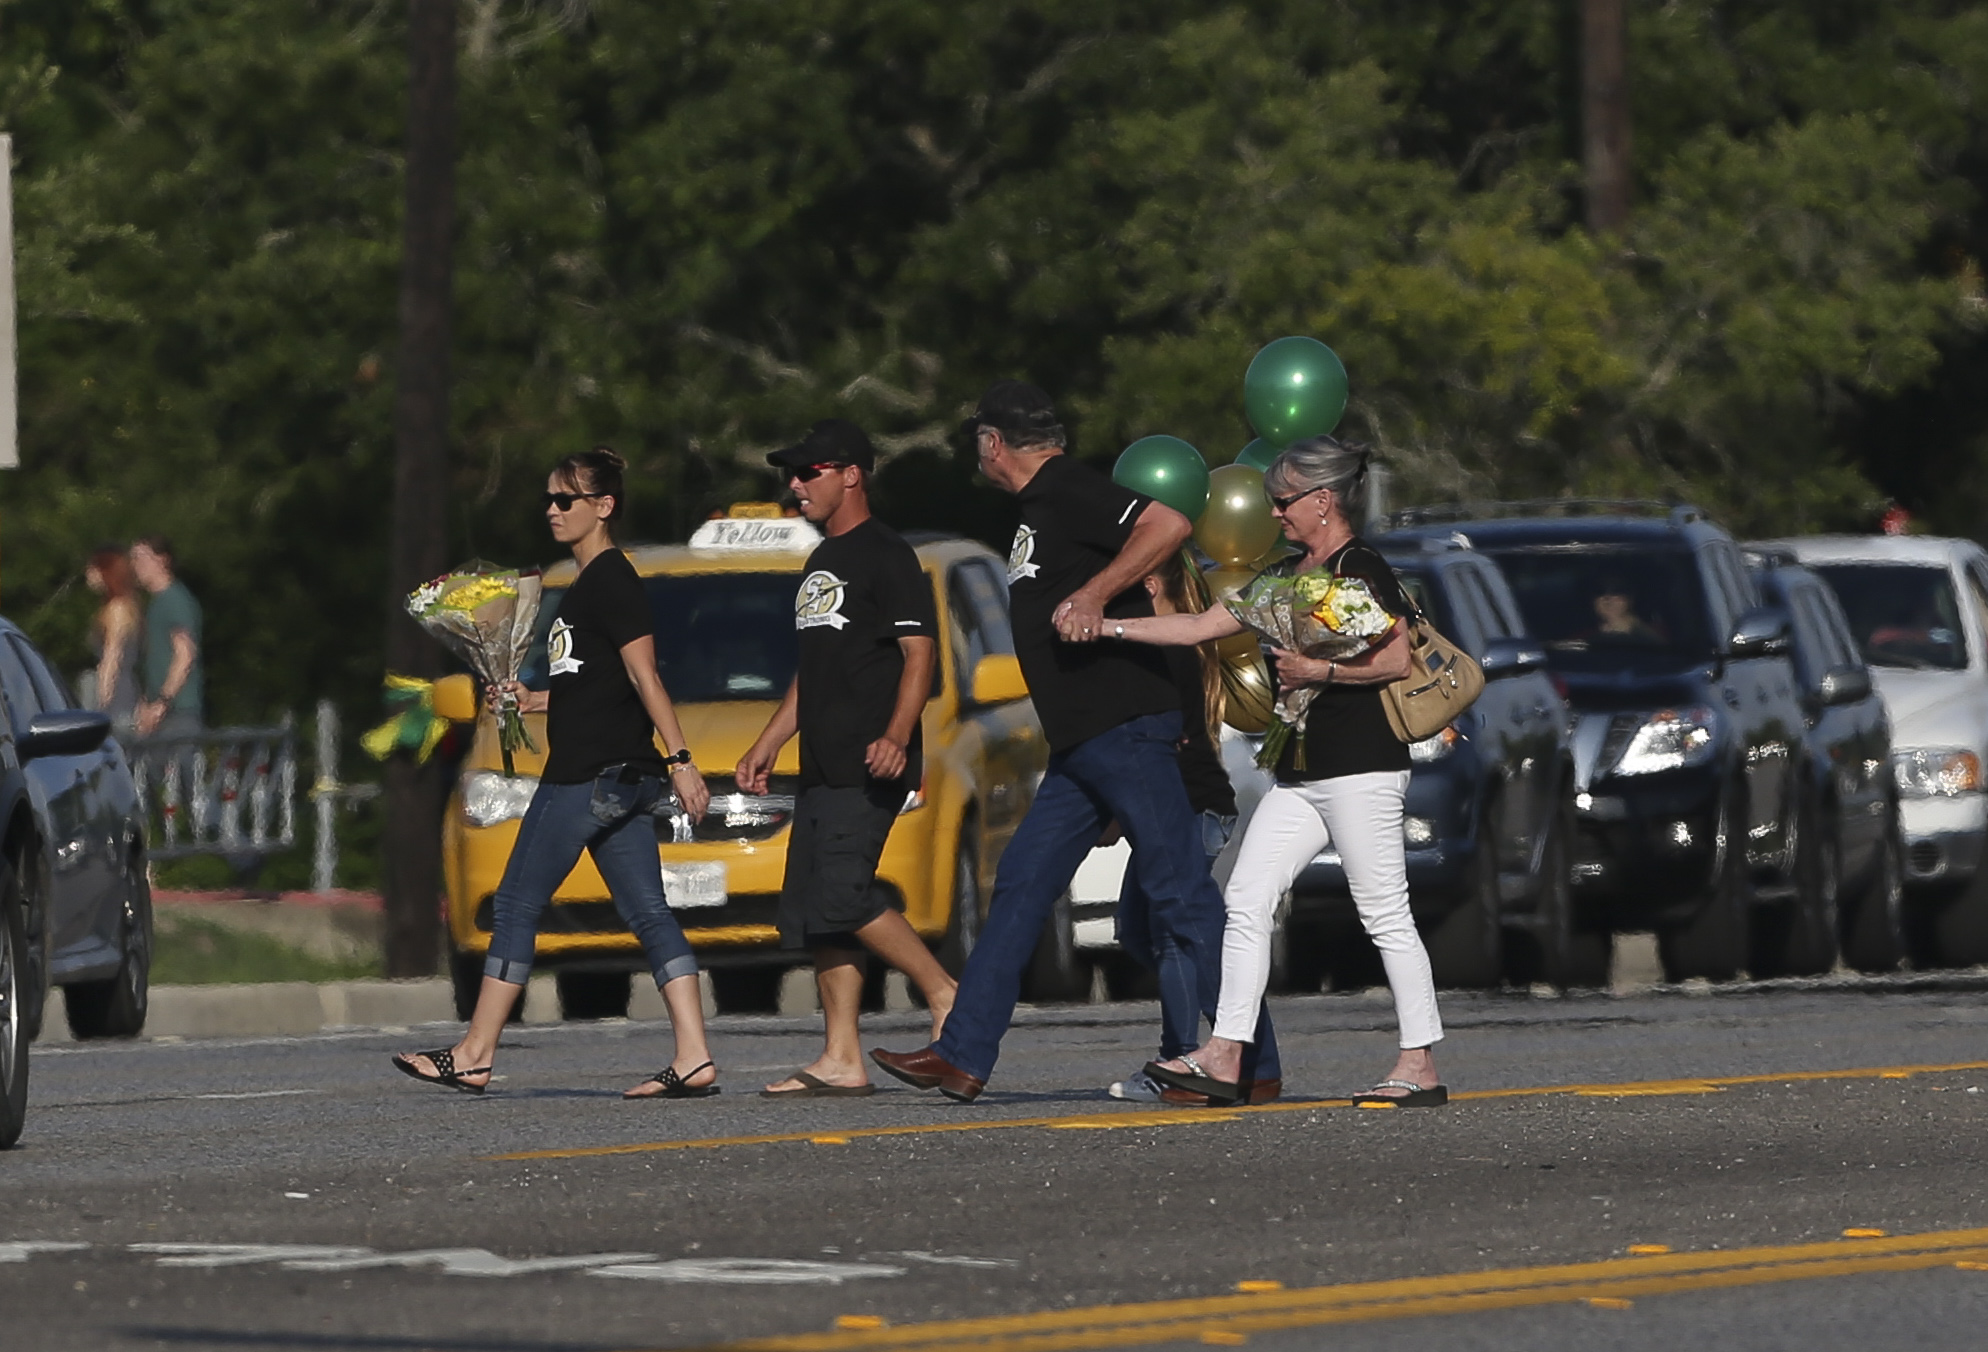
[
  {"xmin": 431, "ymin": 673, "xmax": 481, "ymax": 723},
  {"xmin": 969, "ymin": 654, "xmax": 1029, "ymax": 706}
]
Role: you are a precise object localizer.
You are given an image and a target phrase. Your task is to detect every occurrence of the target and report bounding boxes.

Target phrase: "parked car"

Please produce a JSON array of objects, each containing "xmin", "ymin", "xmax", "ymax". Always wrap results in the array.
[
  {"xmin": 1386, "ymin": 503, "xmax": 1810, "ymax": 983},
  {"xmin": 1744, "ymin": 548, "xmax": 1904, "ymax": 973},
  {"xmin": 1278, "ymin": 534, "xmax": 1582, "ymax": 990},
  {"xmin": 0, "ymin": 619, "xmax": 151, "ymax": 1149},
  {"xmin": 1754, "ymin": 534, "xmax": 1988, "ymax": 968},
  {"xmin": 430, "ymin": 508, "xmax": 1075, "ymax": 1020}
]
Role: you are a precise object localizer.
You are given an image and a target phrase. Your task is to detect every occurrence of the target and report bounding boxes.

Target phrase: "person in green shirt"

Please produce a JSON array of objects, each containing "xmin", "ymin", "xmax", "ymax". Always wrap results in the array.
[{"xmin": 131, "ymin": 535, "xmax": 204, "ymax": 736}]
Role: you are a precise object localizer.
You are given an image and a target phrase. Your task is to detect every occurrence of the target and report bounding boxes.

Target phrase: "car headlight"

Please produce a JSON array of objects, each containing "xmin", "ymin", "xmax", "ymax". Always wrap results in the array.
[
  {"xmin": 462, "ymin": 770, "xmax": 538, "ymax": 827},
  {"xmin": 1892, "ymin": 748, "xmax": 1982, "ymax": 798},
  {"xmin": 1408, "ymin": 727, "xmax": 1461, "ymax": 763},
  {"xmin": 1610, "ymin": 706, "xmax": 1718, "ymax": 776}
]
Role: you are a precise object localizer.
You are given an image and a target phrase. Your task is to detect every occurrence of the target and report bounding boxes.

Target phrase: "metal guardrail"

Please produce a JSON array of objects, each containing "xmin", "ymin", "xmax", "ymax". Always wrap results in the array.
[{"xmin": 128, "ymin": 719, "xmax": 298, "ymax": 862}]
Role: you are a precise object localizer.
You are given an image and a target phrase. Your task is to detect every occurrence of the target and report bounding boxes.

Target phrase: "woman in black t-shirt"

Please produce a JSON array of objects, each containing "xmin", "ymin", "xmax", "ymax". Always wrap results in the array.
[
  {"xmin": 393, "ymin": 448, "xmax": 720, "ymax": 1100},
  {"xmin": 1112, "ymin": 436, "xmax": 1449, "ymax": 1107}
]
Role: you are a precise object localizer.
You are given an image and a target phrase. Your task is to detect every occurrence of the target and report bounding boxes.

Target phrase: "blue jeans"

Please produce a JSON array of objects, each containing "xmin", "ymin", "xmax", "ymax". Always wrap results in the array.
[
  {"xmin": 936, "ymin": 712, "xmax": 1277, "ymax": 1084},
  {"xmin": 1117, "ymin": 811, "xmax": 1281, "ymax": 1078},
  {"xmin": 484, "ymin": 775, "xmax": 699, "ymax": 989}
]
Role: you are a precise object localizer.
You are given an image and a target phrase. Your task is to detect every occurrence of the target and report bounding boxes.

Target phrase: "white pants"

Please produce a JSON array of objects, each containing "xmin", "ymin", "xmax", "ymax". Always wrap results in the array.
[{"xmin": 1214, "ymin": 770, "xmax": 1444, "ymax": 1050}]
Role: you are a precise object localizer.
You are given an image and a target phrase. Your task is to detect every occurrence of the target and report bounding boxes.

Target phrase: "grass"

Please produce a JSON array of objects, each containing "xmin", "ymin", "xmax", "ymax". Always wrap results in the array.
[{"xmin": 150, "ymin": 916, "xmax": 381, "ymax": 986}]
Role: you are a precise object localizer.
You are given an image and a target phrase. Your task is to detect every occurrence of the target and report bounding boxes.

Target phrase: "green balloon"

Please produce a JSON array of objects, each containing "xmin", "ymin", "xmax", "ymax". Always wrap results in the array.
[
  {"xmin": 1235, "ymin": 438, "xmax": 1278, "ymax": 472},
  {"xmin": 1112, "ymin": 435, "xmax": 1210, "ymax": 520},
  {"xmin": 1244, "ymin": 336, "xmax": 1348, "ymax": 447}
]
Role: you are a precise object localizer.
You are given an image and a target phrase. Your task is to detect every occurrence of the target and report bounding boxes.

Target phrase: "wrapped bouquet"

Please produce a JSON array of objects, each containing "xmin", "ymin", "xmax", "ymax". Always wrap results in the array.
[
  {"xmin": 1228, "ymin": 567, "xmax": 1395, "ymax": 769},
  {"xmin": 406, "ymin": 564, "xmax": 544, "ymax": 775}
]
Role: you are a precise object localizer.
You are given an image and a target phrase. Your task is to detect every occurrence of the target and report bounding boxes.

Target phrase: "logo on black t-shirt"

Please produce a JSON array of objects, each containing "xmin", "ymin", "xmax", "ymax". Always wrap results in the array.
[
  {"xmin": 1007, "ymin": 525, "xmax": 1040, "ymax": 583},
  {"xmin": 546, "ymin": 617, "xmax": 583, "ymax": 675},
  {"xmin": 795, "ymin": 570, "xmax": 851, "ymax": 630}
]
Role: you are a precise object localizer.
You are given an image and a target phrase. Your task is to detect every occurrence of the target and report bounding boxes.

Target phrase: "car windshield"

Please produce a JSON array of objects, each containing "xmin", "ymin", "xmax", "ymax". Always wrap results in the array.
[
  {"xmin": 1809, "ymin": 563, "xmax": 1967, "ymax": 672},
  {"xmin": 1392, "ymin": 569, "xmax": 1448, "ymax": 635},
  {"xmin": 522, "ymin": 571, "xmax": 799, "ymax": 700},
  {"xmin": 1488, "ymin": 547, "xmax": 1711, "ymax": 670}
]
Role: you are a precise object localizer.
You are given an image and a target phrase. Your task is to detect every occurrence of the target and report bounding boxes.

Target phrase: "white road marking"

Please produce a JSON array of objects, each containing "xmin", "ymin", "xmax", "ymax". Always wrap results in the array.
[
  {"xmin": 195, "ymin": 1089, "xmax": 321, "ymax": 1101},
  {"xmin": 591, "ymin": 1258, "xmax": 904, "ymax": 1284},
  {"xmin": 131, "ymin": 1244, "xmax": 371, "ymax": 1267},
  {"xmin": 2, "ymin": 1243, "xmax": 1005, "ymax": 1284},
  {"xmin": 285, "ymin": 1249, "xmax": 657, "ymax": 1277},
  {"xmin": 894, "ymin": 1250, "xmax": 1018, "ymax": 1269},
  {"xmin": 0, "ymin": 1242, "xmax": 89, "ymax": 1263}
]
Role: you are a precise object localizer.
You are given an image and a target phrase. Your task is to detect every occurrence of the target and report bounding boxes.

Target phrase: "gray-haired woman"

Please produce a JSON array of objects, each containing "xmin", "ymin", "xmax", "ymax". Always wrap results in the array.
[{"xmin": 1100, "ymin": 435, "xmax": 1448, "ymax": 1106}]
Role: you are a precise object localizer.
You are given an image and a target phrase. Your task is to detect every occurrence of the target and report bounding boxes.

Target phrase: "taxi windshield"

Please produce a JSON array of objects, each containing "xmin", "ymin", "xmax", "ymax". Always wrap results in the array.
[
  {"xmin": 1810, "ymin": 563, "xmax": 1968, "ymax": 672},
  {"xmin": 522, "ymin": 571, "xmax": 799, "ymax": 700}
]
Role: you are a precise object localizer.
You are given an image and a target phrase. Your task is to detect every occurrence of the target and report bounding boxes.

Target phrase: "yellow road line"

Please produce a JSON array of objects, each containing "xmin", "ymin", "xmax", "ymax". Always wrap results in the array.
[
  {"xmin": 644, "ymin": 1227, "xmax": 1988, "ymax": 1352},
  {"xmin": 487, "ymin": 1058, "xmax": 1988, "ymax": 1163}
]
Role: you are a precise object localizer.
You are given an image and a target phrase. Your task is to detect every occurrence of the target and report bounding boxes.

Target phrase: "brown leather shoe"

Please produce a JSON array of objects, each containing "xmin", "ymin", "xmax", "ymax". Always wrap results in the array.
[
  {"xmin": 869, "ymin": 1046, "xmax": 984, "ymax": 1103},
  {"xmin": 1160, "ymin": 1077, "xmax": 1282, "ymax": 1107}
]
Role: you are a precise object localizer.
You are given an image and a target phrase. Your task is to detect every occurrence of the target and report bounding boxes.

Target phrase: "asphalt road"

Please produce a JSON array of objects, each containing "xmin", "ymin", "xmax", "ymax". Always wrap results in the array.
[{"xmin": 6, "ymin": 975, "xmax": 1988, "ymax": 1351}]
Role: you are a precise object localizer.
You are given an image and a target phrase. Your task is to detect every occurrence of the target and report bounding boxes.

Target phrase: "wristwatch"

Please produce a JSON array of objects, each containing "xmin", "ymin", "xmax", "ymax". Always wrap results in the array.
[{"xmin": 663, "ymin": 747, "xmax": 695, "ymax": 768}]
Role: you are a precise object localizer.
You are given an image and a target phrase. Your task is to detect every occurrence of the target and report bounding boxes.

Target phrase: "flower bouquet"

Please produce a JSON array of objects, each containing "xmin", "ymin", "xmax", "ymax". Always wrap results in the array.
[
  {"xmin": 406, "ymin": 564, "xmax": 544, "ymax": 776},
  {"xmin": 1228, "ymin": 567, "xmax": 1395, "ymax": 769}
]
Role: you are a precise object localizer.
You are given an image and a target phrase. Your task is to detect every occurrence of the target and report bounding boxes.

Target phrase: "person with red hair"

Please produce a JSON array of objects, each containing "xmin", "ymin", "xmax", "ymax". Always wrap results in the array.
[{"xmin": 84, "ymin": 545, "xmax": 142, "ymax": 732}]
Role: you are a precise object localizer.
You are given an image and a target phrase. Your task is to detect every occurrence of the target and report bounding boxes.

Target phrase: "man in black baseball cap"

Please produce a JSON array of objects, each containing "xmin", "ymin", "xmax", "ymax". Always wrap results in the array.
[
  {"xmin": 872, "ymin": 380, "xmax": 1265, "ymax": 1104},
  {"xmin": 744, "ymin": 415, "xmax": 955, "ymax": 1098},
  {"xmin": 767, "ymin": 417, "xmax": 878, "ymax": 475}
]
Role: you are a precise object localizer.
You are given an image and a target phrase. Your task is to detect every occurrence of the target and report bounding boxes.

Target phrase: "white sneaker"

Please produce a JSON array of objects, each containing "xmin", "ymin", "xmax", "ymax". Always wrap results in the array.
[{"xmin": 1109, "ymin": 1070, "xmax": 1164, "ymax": 1102}]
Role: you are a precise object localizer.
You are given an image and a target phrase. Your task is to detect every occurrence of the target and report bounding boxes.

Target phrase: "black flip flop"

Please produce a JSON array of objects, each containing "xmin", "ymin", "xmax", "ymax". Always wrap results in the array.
[
  {"xmin": 626, "ymin": 1060, "xmax": 722, "ymax": 1099},
  {"xmin": 1349, "ymin": 1079, "xmax": 1449, "ymax": 1108},
  {"xmin": 392, "ymin": 1048, "xmax": 491, "ymax": 1095},
  {"xmin": 1143, "ymin": 1056, "xmax": 1243, "ymax": 1104},
  {"xmin": 760, "ymin": 1071, "xmax": 876, "ymax": 1099}
]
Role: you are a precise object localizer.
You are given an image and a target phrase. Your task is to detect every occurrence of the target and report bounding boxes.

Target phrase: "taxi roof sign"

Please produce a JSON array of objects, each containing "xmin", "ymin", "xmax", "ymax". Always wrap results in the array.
[{"xmin": 688, "ymin": 515, "xmax": 821, "ymax": 552}]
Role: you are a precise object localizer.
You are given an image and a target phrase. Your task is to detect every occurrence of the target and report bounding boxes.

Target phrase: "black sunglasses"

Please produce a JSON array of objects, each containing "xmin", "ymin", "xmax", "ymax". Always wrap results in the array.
[
  {"xmin": 542, "ymin": 490, "xmax": 605, "ymax": 511},
  {"xmin": 790, "ymin": 461, "xmax": 849, "ymax": 483},
  {"xmin": 1269, "ymin": 486, "xmax": 1324, "ymax": 512}
]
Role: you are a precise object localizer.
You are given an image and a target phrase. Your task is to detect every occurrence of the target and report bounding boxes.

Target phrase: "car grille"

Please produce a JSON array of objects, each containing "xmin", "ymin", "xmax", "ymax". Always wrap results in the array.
[
  {"xmin": 657, "ymin": 775, "xmax": 799, "ymax": 844},
  {"xmin": 1907, "ymin": 840, "xmax": 1944, "ymax": 879},
  {"xmin": 473, "ymin": 894, "xmax": 784, "ymax": 935}
]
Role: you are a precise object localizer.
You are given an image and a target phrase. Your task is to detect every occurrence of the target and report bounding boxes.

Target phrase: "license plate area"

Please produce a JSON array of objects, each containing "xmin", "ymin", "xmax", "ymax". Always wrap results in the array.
[{"xmin": 661, "ymin": 860, "xmax": 728, "ymax": 908}]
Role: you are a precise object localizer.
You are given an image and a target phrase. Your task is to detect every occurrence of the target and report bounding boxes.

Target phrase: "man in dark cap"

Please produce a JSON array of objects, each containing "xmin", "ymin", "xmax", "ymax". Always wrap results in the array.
[
  {"xmin": 870, "ymin": 382, "xmax": 1278, "ymax": 1102},
  {"xmin": 738, "ymin": 419, "xmax": 958, "ymax": 1097}
]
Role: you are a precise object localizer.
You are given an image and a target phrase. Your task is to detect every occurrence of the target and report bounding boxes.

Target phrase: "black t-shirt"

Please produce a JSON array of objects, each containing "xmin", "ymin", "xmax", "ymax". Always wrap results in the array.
[
  {"xmin": 1239, "ymin": 538, "xmax": 1414, "ymax": 783},
  {"xmin": 540, "ymin": 549, "xmax": 668, "ymax": 784},
  {"xmin": 1167, "ymin": 646, "xmax": 1237, "ymax": 816},
  {"xmin": 1007, "ymin": 456, "xmax": 1179, "ymax": 752},
  {"xmin": 794, "ymin": 518, "xmax": 939, "ymax": 789}
]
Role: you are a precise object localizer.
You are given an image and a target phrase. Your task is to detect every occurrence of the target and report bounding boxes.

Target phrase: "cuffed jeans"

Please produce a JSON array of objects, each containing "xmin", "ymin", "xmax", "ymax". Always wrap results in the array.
[
  {"xmin": 936, "ymin": 711, "xmax": 1276, "ymax": 1084},
  {"xmin": 484, "ymin": 778, "xmax": 699, "ymax": 989},
  {"xmin": 1117, "ymin": 811, "xmax": 1280, "ymax": 1077},
  {"xmin": 1217, "ymin": 771, "xmax": 1443, "ymax": 1050}
]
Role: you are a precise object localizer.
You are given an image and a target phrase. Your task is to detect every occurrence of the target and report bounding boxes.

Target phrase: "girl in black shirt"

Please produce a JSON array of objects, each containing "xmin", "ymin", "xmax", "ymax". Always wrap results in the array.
[
  {"xmin": 1111, "ymin": 436, "xmax": 1448, "ymax": 1107},
  {"xmin": 394, "ymin": 449, "xmax": 719, "ymax": 1099}
]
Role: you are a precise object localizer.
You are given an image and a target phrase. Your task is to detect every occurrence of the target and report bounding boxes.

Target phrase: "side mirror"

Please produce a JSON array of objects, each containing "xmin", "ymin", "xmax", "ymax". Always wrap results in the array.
[
  {"xmin": 1479, "ymin": 637, "xmax": 1548, "ymax": 679},
  {"xmin": 1729, "ymin": 606, "xmax": 1792, "ymax": 658},
  {"xmin": 431, "ymin": 673, "xmax": 481, "ymax": 723},
  {"xmin": 969, "ymin": 654, "xmax": 1030, "ymax": 706},
  {"xmin": 19, "ymin": 710, "xmax": 111, "ymax": 761},
  {"xmin": 1818, "ymin": 665, "xmax": 1873, "ymax": 707}
]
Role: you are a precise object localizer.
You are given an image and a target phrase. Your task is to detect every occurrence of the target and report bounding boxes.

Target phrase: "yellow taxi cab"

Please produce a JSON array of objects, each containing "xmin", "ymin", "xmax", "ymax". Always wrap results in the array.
[{"xmin": 429, "ymin": 506, "xmax": 1072, "ymax": 1018}]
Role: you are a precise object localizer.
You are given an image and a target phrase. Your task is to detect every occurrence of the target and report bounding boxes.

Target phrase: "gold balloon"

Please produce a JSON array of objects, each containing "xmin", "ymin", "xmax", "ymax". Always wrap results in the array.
[
  {"xmin": 1204, "ymin": 564, "xmax": 1258, "ymax": 601},
  {"xmin": 1220, "ymin": 647, "xmax": 1275, "ymax": 734},
  {"xmin": 1215, "ymin": 629, "xmax": 1261, "ymax": 664},
  {"xmin": 1194, "ymin": 464, "xmax": 1283, "ymax": 566}
]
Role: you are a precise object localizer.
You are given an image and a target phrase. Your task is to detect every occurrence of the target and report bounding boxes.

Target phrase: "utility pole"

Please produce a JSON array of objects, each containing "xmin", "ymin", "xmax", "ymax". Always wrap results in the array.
[
  {"xmin": 1, "ymin": 135, "xmax": 16, "ymax": 597},
  {"xmin": 1580, "ymin": 0, "xmax": 1631, "ymax": 233},
  {"xmin": 381, "ymin": 0, "xmax": 457, "ymax": 978}
]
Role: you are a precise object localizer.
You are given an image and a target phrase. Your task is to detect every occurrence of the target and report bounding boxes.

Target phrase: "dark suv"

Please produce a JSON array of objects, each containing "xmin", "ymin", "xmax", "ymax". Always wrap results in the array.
[
  {"xmin": 1385, "ymin": 504, "xmax": 1810, "ymax": 983},
  {"xmin": 1285, "ymin": 537, "xmax": 1584, "ymax": 990},
  {"xmin": 1745, "ymin": 549, "xmax": 1904, "ymax": 974}
]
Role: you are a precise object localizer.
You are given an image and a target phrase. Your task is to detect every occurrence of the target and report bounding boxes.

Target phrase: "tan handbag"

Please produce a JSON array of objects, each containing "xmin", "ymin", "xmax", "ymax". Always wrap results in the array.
[{"xmin": 1380, "ymin": 613, "xmax": 1485, "ymax": 742}]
